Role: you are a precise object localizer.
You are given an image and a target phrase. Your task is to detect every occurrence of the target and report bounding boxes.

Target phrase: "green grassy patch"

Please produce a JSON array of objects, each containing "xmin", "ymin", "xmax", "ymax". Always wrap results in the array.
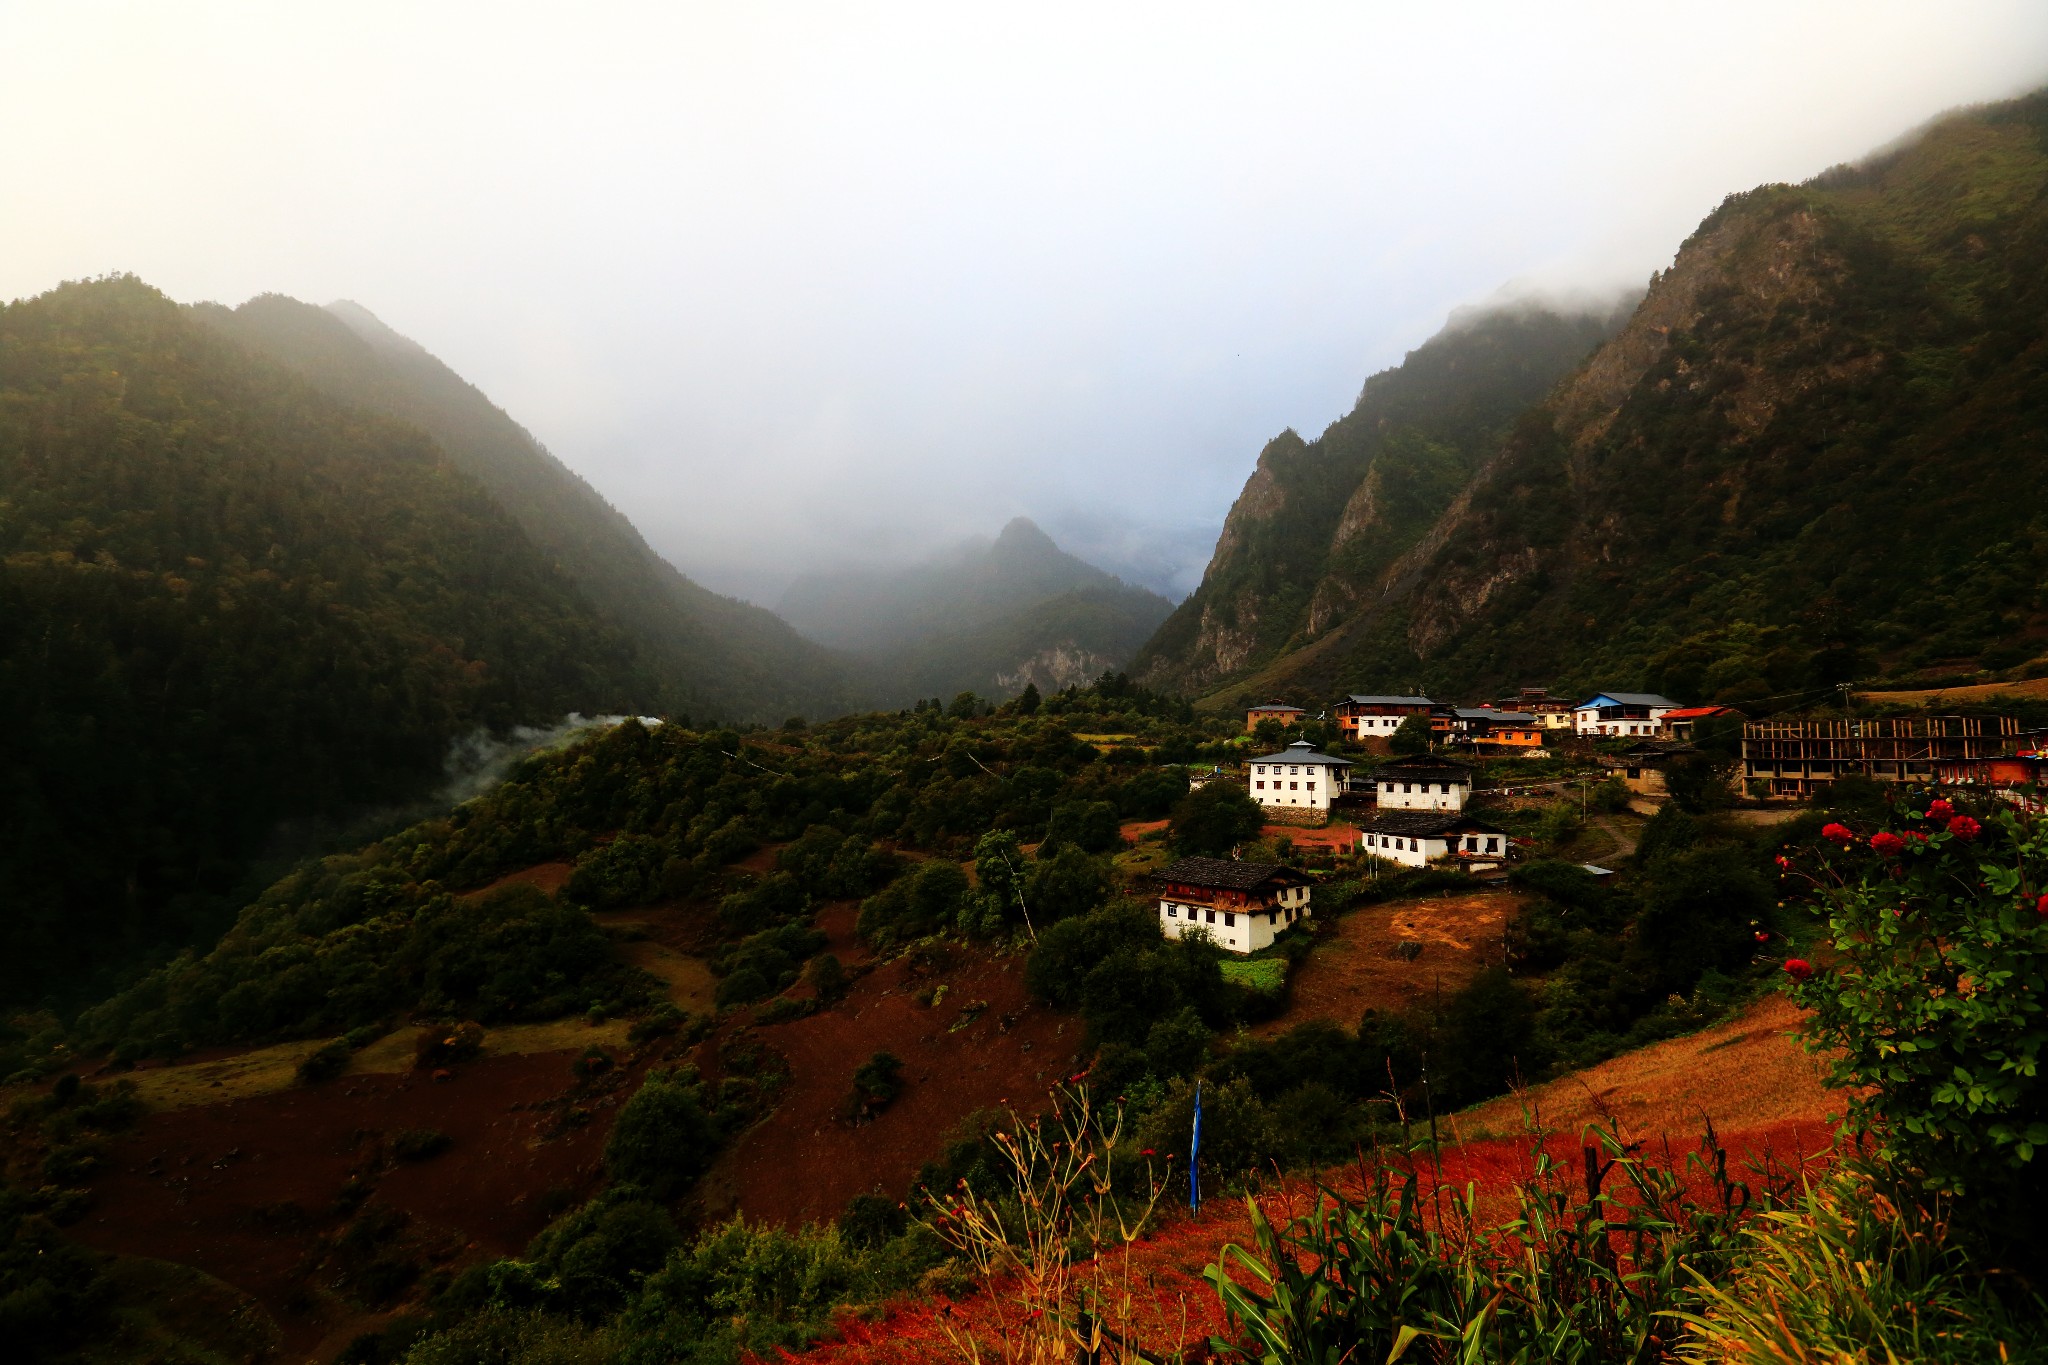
[{"xmin": 1220, "ymin": 957, "xmax": 1288, "ymax": 996}]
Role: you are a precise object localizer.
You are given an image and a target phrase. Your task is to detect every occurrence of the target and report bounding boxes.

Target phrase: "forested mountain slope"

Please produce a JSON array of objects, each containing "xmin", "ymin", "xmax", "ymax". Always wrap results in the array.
[
  {"xmin": 0, "ymin": 277, "xmax": 651, "ymax": 1005},
  {"xmin": 196, "ymin": 294, "xmax": 857, "ymax": 723},
  {"xmin": 779, "ymin": 516, "xmax": 1173, "ymax": 703},
  {"xmin": 1131, "ymin": 301, "xmax": 1630, "ymax": 697},
  {"xmin": 1139, "ymin": 91, "xmax": 2048, "ymax": 708}
]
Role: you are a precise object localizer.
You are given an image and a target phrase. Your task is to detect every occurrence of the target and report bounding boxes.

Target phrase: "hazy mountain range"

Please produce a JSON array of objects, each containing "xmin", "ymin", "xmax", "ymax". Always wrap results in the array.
[
  {"xmin": 1138, "ymin": 91, "xmax": 2048, "ymax": 711},
  {"xmin": 778, "ymin": 517, "xmax": 1174, "ymax": 706}
]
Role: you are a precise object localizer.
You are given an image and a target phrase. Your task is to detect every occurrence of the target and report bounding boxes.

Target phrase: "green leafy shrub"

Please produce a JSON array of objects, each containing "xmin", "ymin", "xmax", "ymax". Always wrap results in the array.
[
  {"xmin": 1787, "ymin": 798, "xmax": 2048, "ymax": 1236},
  {"xmin": 846, "ymin": 1051, "xmax": 903, "ymax": 1121},
  {"xmin": 297, "ymin": 1039, "xmax": 352, "ymax": 1085},
  {"xmin": 603, "ymin": 1070, "xmax": 725, "ymax": 1200},
  {"xmin": 1168, "ymin": 781, "xmax": 1264, "ymax": 857},
  {"xmin": 803, "ymin": 953, "xmax": 847, "ymax": 1006},
  {"xmin": 856, "ymin": 861, "xmax": 969, "ymax": 946},
  {"xmin": 626, "ymin": 1005, "xmax": 685, "ymax": 1046},
  {"xmin": 79, "ymin": 881, "xmax": 646, "ymax": 1052},
  {"xmin": 711, "ymin": 921, "xmax": 827, "ymax": 1007},
  {"xmin": 754, "ymin": 997, "xmax": 814, "ymax": 1025},
  {"xmin": 566, "ymin": 834, "xmax": 668, "ymax": 911},
  {"xmin": 1042, "ymin": 800, "xmax": 1122, "ymax": 855}
]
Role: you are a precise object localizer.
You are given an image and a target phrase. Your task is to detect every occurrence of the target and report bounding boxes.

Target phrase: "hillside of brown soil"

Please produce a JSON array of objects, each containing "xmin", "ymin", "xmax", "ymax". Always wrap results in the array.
[
  {"xmin": 697, "ymin": 903, "xmax": 1082, "ymax": 1227},
  {"xmin": 1453, "ymin": 991, "xmax": 1838, "ymax": 1145},
  {"xmin": 1259, "ymin": 889, "xmax": 1524, "ymax": 1036},
  {"xmin": 785, "ymin": 993, "xmax": 1841, "ymax": 1365}
]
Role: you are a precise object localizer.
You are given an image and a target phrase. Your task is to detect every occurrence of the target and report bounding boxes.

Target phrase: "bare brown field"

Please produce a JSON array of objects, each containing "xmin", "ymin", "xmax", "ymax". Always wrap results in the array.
[
  {"xmin": 1858, "ymin": 675, "xmax": 2048, "ymax": 705},
  {"xmin": 1258, "ymin": 890, "xmax": 1524, "ymax": 1035},
  {"xmin": 1453, "ymin": 992, "xmax": 1840, "ymax": 1144},
  {"xmin": 457, "ymin": 860, "xmax": 573, "ymax": 899}
]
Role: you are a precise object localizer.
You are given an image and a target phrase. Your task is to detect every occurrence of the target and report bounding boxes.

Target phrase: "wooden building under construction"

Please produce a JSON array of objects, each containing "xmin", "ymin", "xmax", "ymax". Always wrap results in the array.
[{"xmin": 1741, "ymin": 715, "xmax": 2023, "ymax": 799}]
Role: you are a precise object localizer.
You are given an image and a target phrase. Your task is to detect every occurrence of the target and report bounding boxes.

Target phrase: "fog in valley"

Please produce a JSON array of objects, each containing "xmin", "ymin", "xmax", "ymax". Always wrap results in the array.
[{"xmin": 5, "ymin": 1, "xmax": 2046, "ymax": 603}]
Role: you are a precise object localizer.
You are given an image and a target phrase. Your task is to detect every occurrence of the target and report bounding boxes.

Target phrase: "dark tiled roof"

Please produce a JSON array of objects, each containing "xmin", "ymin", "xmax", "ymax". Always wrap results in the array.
[
  {"xmin": 1342, "ymin": 695, "xmax": 1436, "ymax": 707},
  {"xmin": 1247, "ymin": 744, "xmax": 1353, "ymax": 766},
  {"xmin": 1155, "ymin": 857, "xmax": 1307, "ymax": 890},
  {"xmin": 1248, "ymin": 701, "xmax": 1305, "ymax": 713},
  {"xmin": 1359, "ymin": 810, "xmax": 1501, "ymax": 837},
  {"xmin": 1370, "ymin": 758, "xmax": 1474, "ymax": 779}
]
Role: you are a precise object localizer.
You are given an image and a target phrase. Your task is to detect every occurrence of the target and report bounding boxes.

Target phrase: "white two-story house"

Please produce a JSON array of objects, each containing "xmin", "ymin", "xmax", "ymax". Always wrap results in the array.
[
  {"xmin": 1247, "ymin": 739, "xmax": 1352, "ymax": 816},
  {"xmin": 1573, "ymin": 692, "xmax": 1682, "ymax": 737},
  {"xmin": 1155, "ymin": 856, "xmax": 1312, "ymax": 954},
  {"xmin": 1369, "ymin": 758, "xmax": 1474, "ymax": 811}
]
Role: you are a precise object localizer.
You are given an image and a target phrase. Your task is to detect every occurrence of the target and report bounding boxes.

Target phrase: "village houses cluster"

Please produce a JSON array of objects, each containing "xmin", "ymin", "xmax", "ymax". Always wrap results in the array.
[
  {"xmin": 1162, "ymin": 684, "xmax": 2048, "ymax": 954},
  {"xmin": 1155, "ymin": 687, "xmax": 1726, "ymax": 955}
]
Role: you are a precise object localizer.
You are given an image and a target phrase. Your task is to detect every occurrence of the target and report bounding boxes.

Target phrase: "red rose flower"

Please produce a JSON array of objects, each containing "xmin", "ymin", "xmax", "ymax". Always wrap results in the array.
[
  {"xmin": 1904, "ymin": 830, "xmax": 1928, "ymax": 845},
  {"xmin": 1141, "ymin": 1148, "xmax": 1156, "ymax": 1157},
  {"xmin": 1869, "ymin": 832, "xmax": 1905, "ymax": 857},
  {"xmin": 1947, "ymin": 815, "xmax": 1981, "ymax": 840},
  {"xmin": 2037, "ymin": 894, "xmax": 2048, "ymax": 917},
  {"xmin": 1774, "ymin": 855, "xmax": 1793, "ymax": 871},
  {"xmin": 1820, "ymin": 823, "xmax": 1855, "ymax": 845},
  {"xmin": 1783, "ymin": 958, "xmax": 1815, "ymax": 981},
  {"xmin": 1753, "ymin": 930, "xmax": 1770, "ymax": 942},
  {"xmin": 1927, "ymin": 799, "xmax": 1955, "ymax": 820}
]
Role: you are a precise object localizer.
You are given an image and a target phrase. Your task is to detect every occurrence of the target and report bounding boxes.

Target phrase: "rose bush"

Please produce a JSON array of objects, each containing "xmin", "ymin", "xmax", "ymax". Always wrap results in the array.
[{"xmin": 1784, "ymin": 795, "xmax": 2048, "ymax": 1223}]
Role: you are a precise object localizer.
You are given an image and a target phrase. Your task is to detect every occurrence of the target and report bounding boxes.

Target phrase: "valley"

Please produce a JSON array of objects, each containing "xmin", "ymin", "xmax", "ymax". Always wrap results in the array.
[{"xmin": 2, "ymin": 74, "xmax": 2046, "ymax": 1365}]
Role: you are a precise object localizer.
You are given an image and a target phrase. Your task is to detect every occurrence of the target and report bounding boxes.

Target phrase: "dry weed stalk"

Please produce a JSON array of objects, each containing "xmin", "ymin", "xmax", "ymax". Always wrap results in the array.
[{"xmin": 920, "ymin": 1083, "xmax": 1183, "ymax": 1364}]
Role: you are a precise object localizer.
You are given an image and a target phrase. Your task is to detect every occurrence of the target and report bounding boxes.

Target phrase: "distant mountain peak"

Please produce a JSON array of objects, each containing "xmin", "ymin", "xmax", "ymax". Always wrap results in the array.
[{"xmin": 994, "ymin": 515, "xmax": 1056, "ymax": 549}]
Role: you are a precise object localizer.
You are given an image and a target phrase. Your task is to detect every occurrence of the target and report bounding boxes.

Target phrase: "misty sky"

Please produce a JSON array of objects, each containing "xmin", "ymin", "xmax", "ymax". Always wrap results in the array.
[{"xmin": 5, "ymin": 4, "xmax": 2047, "ymax": 603}]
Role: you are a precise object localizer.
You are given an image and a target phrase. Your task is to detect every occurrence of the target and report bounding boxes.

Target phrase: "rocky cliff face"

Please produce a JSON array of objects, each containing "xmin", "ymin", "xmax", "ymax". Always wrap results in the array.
[
  {"xmin": 1131, "ymin": 301, "xmax": 1629, "ymax": 697},
  {"xmin": 1135, "ymin": 90, "xmax": 2048, "ymax": 708}
]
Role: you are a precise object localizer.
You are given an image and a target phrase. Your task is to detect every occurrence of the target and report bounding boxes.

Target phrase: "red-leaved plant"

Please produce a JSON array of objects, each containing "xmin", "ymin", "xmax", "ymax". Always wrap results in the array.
[{"xmin": 1783, "ymin": 793, "xmax": 2048, "ymax": 1199}]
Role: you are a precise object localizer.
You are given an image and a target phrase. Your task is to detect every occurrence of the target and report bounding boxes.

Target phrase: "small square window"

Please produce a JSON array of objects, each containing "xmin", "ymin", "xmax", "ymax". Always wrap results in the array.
[{"xmin": 1224, "ymin": 913, "xmax": 1235, "ymax": 927}]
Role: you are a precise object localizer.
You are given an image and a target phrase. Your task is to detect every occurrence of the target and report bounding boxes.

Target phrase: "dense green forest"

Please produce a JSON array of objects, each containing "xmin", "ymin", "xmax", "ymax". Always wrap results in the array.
[
  {"xmin": 196, "ymin": 294, "xmax": 858, "ymax": 722},
  {"xmin": 0, "ymin": 277, "xmax": 662, "ymax": 1008},
  {"xmin": 1139, "ymin": 90, "xmax": 2048, "ymax": 708},
  {"xmin": 778, "ymin": 517, "xmax": 1173, "ymax": 706}
]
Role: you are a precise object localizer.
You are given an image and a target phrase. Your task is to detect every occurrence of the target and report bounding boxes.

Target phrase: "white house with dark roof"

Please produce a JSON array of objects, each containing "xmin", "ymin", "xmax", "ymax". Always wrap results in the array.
[
  {"xmin": 1369, "ymin": 757, "xmax": 1473, "ymax": 811},
  {"xmin": 1247, "ymin": 739, "xmax": 1352, "ymax": 815},
  {"xmin": 1358, "ymin": 810, "xmax": 1509, "ymax": 869},
  {"xmin": 1334, "ymin": 694, "xmax": 1440, "ymax": 741},
  {"xmin": 1574, "ymin": 692, "xmax": 1683, "ymax": 737},
  {"xmin": 1154, "ymin": 856, "xmax": 1313, "ymax": 954}
]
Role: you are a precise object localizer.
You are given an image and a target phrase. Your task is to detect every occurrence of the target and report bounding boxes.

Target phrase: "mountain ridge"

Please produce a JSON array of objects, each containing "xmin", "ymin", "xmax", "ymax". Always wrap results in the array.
[
  {"xmin": 779, "ymin": 516, "xmax": 1173, "ymax": 703},
  {"xmin": 196, "ymin": 294, "xmax": 858, "ymax": 723},
  {"xmin": 1137, "ymin": 89, "xmax": 2048, "ymax": 709}
]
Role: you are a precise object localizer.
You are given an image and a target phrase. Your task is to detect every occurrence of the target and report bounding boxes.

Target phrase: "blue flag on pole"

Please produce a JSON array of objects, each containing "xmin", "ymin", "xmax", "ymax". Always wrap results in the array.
[{"xmin": 1189, "ymin": 1079, "xmax": 1203, "ymax": 1211}]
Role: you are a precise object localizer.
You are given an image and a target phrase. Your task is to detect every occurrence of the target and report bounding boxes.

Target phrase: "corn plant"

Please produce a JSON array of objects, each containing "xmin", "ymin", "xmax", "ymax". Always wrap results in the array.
[
  {"xmin": 1671, "ymin": 1164, "xmax": 2048, "ymax": 1364},
  {"xmin": 918, "ymin": 1082, "xmax": 1181, "ymax": 1364},
  {"xmin": 1206, "ymin": 1121, "xmax": 1781, "ymax": 1364}
]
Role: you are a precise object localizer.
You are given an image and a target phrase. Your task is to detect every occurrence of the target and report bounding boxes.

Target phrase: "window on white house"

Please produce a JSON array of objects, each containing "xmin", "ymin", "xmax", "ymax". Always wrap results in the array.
[
  {"xmin": 1224, "ymin": 913, "xmax": 1235, "ymax": 927},
  {"xmin": 1166, "ymin": 906, "xmax": 1177, "ymax": 916},
  {"xmin": 1487, "ymin": 837, "xmax": 1499, "ymax": 852}
]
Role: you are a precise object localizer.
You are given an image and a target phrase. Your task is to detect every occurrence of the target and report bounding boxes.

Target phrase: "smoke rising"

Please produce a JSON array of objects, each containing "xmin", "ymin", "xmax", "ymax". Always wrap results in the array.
[{"xmin": 439, "ymin": 713, "xmax": 664, "ymax": 804}]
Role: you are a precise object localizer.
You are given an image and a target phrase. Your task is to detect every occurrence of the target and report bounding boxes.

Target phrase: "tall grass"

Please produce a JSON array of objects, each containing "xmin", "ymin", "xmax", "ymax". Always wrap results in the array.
[
  {"xmin": 1207, "ymin": 1123, "xmax": 1774, "ymax": 1364},
  {"xmin": 1673, "ymin": 1167, "xmax": 2048, "ymax": 1365}
]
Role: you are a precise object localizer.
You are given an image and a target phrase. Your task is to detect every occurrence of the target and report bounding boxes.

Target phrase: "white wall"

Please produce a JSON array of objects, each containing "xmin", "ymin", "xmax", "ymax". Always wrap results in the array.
[
  {"xmin": 1376, "ymin": 777, "xmax": 1467, "ymax": 811},
  {"xmin": 1574, "ymin": 707, "xmax": 1673, "ymax": 736},
  {"xmin": 1249, "ymin": 760, "xmax": 1337, "ymax": 810},
  {"xmin": 1358, "ymin": 831, "xmax": 1447, "ymax": 868},
  {"xmin": 1158, "ymin": 884, "xmax": 1312, "ymax": 955}
]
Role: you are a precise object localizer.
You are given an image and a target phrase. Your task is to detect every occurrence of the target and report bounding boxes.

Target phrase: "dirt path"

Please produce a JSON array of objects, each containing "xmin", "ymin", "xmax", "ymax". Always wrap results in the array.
[{"xmin": 1258, "ymin": 890, "xmax": 1525, "ymax": 1035}]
